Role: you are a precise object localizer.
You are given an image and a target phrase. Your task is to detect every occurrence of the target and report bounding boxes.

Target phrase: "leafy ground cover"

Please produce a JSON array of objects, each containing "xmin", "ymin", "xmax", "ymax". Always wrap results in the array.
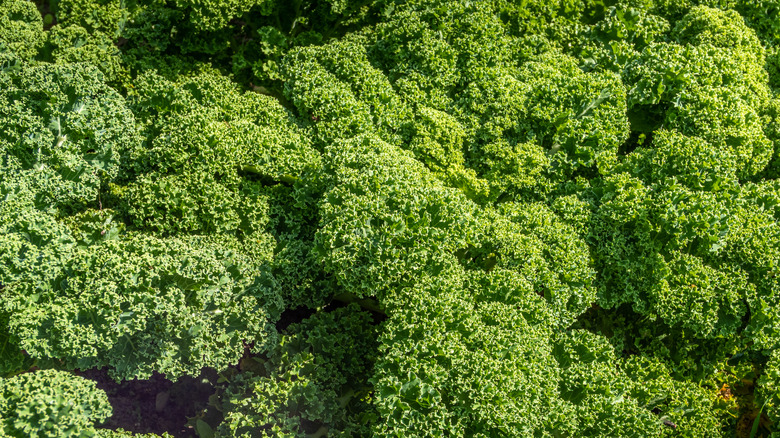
[{"xmin": 2, "ymin": 0, "xmax": 780, "ymax": 436}]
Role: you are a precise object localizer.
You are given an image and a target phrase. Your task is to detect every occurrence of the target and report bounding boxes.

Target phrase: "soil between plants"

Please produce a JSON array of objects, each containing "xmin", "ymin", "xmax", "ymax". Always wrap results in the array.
[{"xmin": 76, "ymin": 368, "xmax": 216, "ymax": 437}]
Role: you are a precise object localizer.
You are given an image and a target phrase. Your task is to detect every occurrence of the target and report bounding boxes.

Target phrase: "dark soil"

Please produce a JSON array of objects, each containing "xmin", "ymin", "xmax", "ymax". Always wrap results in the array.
[{"xmin": 76, "ymin": 368, "xmax": 217, "ymax": 437}]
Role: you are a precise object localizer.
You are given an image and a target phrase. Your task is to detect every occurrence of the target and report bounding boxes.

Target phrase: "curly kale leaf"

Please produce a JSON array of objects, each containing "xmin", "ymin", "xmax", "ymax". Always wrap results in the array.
[
  {"xmin": 4, "ymin": 233, "xmax": 281, "ymax": 380},
  {"xmin": 0, "ymin": 369, "xmax": 112, "ymax": 438},
  {"xmin": 218, "ymin": 304, "xmax": 378, "ymax": 437},
  {"xmin": 0, "ymin": 0, "xmax": 45, "ymax": 61},
  {"xmin": 0, "ymin": 62, "xmax": 140, "ymax": 214}
]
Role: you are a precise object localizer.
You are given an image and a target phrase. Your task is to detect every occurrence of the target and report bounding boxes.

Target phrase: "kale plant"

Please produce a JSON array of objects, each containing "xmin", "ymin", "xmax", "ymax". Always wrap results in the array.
[{"xmin": 2, "ymin": 0, "xmax": 780, "ymax": 436}]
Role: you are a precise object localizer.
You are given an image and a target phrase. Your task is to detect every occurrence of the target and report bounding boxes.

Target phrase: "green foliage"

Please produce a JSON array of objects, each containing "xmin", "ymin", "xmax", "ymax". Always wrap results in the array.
[
  {"xmin": 700, "ymin": 1, "xmax": 780, "ymax": 46},
  {"xmin": 619, "ymin": 356, "xmax": 726, "ymax": 436},
  {"xmin": 0, "ymin": 181, "xmax": 71, "ymax": 377},
  {"xmin": 762, "ymin": 96, "xmax": 780, "ymax": 178},
  {"xmin": 3, "ymin": 232, "xmax": 281, "ymax": 380},
  {"xmin": 758, "ymin": 350, "xmax": 780, "ymax": 425},
  {"xmin": 374, "ymin": 269, "xmax": 726, "ymax": 437},
  {"xmin": 2, "ymin": 0, "xmax": 780, "ymax": 435},
  {"xmin": 481, "ymin": 202, "xmax": 597, "ymax": 327},
  {"xmin": 263, "ymin": 183, "xmax": 333, "ymax": 309},
  {"xmin": 314, "ymin": 135, "xmax": 484, "ymax": 299},
  {"xmin": 0, "ymin": 61, "xmax": 140, "ymax": 214},
  {"xmin": 280, "ymin": 38, "xmax": 412, "ymax": 148},
  {"xmin": 46, "ymin": 25, "xmax": 130, "ymax": 86},
  {"xmin": 115, "ymin": 66, "xmax": 318, "ymax": 237},
  {"xmin": 54, "ymin": 0, "xmax": 128, "ymax": 36},
  {"xmin": 590, "ymin": 4, "xmax": 670, "ymax": 51},
  {"xmin": 623, "ymin": 130, "xmax": 740, "ymax": 189},
  {"xmin": 0, "ymin": 0, "xmax": 45, "ymax": 61},
  {"xmin": 174, "ymin": 0, "xmax": 273, "ymax": 32},
  {"xmin": 0, "ymin": 179, "xmax": 76, "ymax": 288},
  {"xmin": 94, "ymin": 430, "xmax": 173, "ymax": 438},
  {"xmin": 459, "ymin": 49, "xmax": 629, "ymax": 199},
  {"xmin": 624, "ymin": 7, "xmax": 772, "ymax": 179},
  {"xmin": 373, "ymin": 271, "xmax": 573, "ymax": 437},
  {"xmin": 0, "ymin": 315, "xmax": 30, "ymax": 378},
  {"xmin": 493, "ymin": 0, "xmax": 588, "ymax": 45},
  {"xmin": 218, "ymin": 304, "xmax": 377, "ymax": 436},
  {"xmin": 672, "ymin": 6, "xmax": 764, "ymax": 56},
  {"xmin": 0, "ymin": 369, "xmax": 112, "ymax": 438},
  {"xmin": 588, "ymin": 174, "xmax": 768, "ymax": 345},
  {"xmin": 0, "ymin": 177, "xmax": 75, "ymax": 377},
  {"xmin": 369, "ymin": 0, "xmax": 520, "ymax": 108}
]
